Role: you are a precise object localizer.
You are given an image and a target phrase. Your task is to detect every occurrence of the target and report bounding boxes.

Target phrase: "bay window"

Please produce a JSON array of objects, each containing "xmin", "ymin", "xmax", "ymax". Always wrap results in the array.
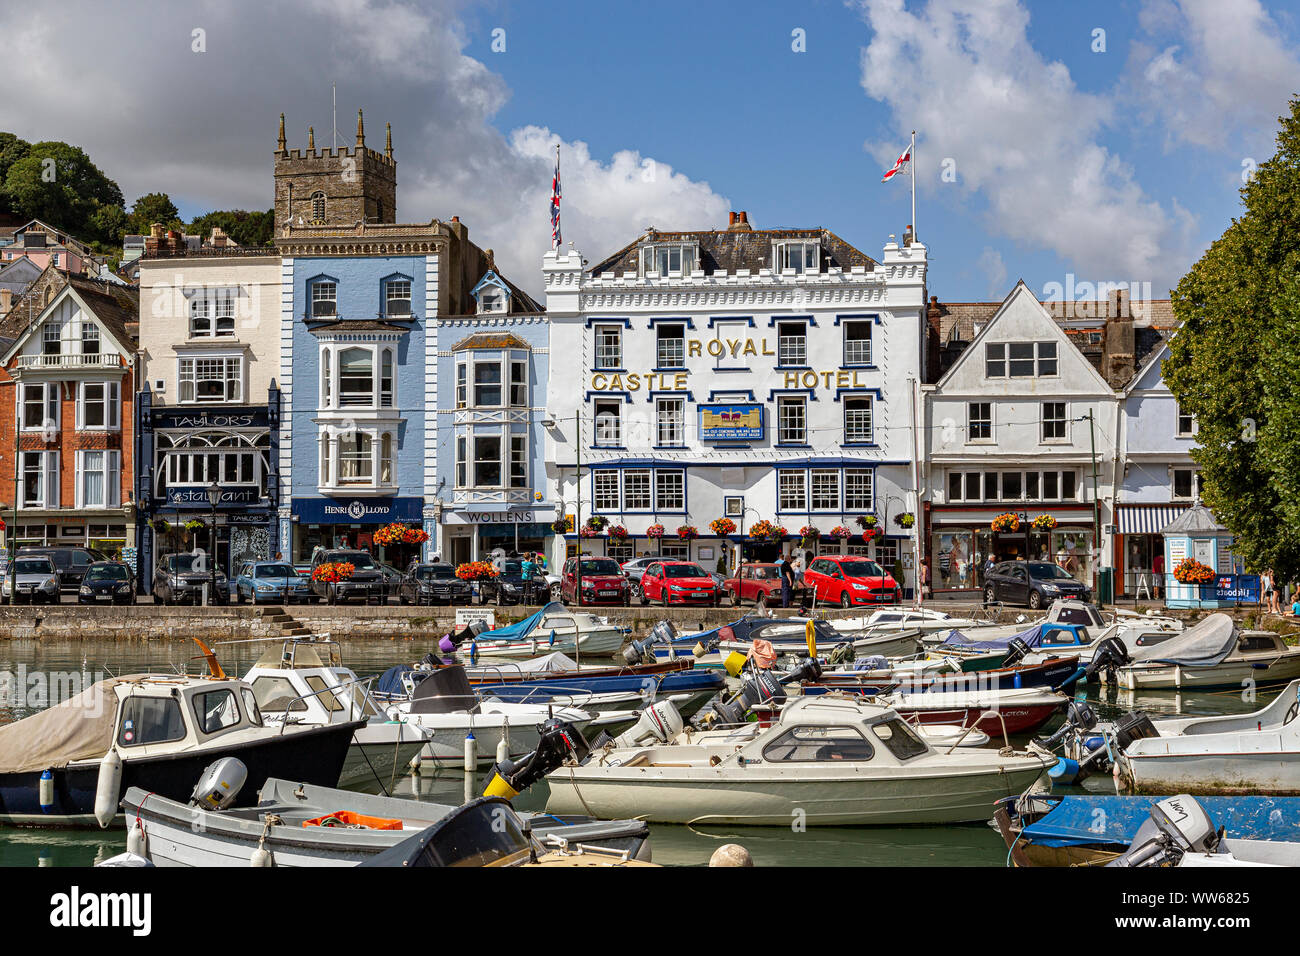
[
  {"xmin": 318, "ymin": 344, "xmax": 396, "ymax": 410},
  {"xmin": 510, "ymin": 358, "xmax": 528, "ymax": 406},
  {"xmin": 337, "ymin": 433, "xmax": 373, "ymax": 484},
  {"xmin": 510, "ymin": 435, "xmax": 527, "ymax": 488},
  {"xmin": 318, "ymin": 427, "xmax": 396, "ymax": 492},
  {"xmin": 473, "ymin": 361, "xmax": 502, "ymax": 406},
  {"xmin": 339, "ymin": 348, "xmax": 374, "ymax": 406},
  {"xmin": 473, "ymin": 435, "xmax": 501, "ymax": 486}
]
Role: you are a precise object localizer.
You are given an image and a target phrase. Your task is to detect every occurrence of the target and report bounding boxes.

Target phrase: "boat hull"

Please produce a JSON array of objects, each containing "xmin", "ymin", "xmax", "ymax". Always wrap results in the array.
[
  {"xmin": 472, "ymin": 627, "xmax": 626, "ymax": 659},
  {"xmin": 1118, "ymin": 655, "xmax": 1300, "ymax": 691},
  {"xmin": 0, "ymin": 721, "xmax": 362, "ymax": 827}
]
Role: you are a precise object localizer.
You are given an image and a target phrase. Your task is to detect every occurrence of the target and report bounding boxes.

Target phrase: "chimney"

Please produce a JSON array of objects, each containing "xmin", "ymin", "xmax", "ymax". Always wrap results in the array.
[
  {"xmin": 728, "ymin": 211, "xmax": 737, "ymax": 227},
  {"xmin": 727, "ymin": 211, "xmax": 753, "ymax": 232},
  {"xmin": 925, "ymin": 295, "xmax": 943, "ymax": 383},
  {"xmin": 0, "ymin": 289, "xmax": 12, "ymax": 314},
  {"xmin": 1102, "ymin": 301, "xmax": 1136, "ymax": 387},
  {"xmin": 903, "ymin": 224, "xmax": 914, "ymax": 247}
]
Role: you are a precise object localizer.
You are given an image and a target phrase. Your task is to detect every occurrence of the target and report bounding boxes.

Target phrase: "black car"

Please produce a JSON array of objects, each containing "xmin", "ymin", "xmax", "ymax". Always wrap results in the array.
[
  {"xmin": 78, "ymin": 561, "xmax": 135, "ymax": 605},
  {"xmin": 152, "ymin": 552, "xmax": 230, "ymax": 605},
  {"xmin": 308, "ymin": 549, "xmax": 387, "ymax": 604},
  {"xmin": 399, "ymin": 563, "xmax": 472, "ymax": 606},
  {"xmin": 983, "ymin": 560, "xmax": 1091, "ymax": 609},
  {"xmin": 478, "ymin": 559, "xmax": 547, "ymax": 606},
  {"xmin": 17, "ymin": 546, "xmax": 108, "ymax": 592}
]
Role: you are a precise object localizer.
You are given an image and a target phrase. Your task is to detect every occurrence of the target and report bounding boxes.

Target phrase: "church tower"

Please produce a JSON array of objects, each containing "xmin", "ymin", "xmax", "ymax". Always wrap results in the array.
[{"xmin": 273, "ymin": 110, "xmax": 397, "ymax": 227}]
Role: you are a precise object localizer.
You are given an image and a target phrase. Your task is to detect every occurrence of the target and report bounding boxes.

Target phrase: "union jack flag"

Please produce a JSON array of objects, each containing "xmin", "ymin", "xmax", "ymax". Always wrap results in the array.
[{"xmin": 550, "ymin": 147, "xmax": 562, "ymax": 248}]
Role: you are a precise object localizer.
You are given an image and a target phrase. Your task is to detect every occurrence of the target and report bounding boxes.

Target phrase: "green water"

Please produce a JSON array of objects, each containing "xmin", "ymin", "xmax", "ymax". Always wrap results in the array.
[{"xmin": 0, "ymin": 639, "xmax": 1279, "ymax": 867}]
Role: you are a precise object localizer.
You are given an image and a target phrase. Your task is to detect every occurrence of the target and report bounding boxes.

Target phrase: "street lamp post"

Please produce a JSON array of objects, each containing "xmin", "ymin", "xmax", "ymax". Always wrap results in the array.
[{"xmin": 206, "ymin": 481, "xmax": 221, "ymax": 607}]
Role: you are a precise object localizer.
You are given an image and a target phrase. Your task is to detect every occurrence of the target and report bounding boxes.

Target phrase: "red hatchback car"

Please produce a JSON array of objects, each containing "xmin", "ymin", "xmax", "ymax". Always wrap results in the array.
[
  {"xmin": 803, "ymin": 555, "xmax": 901, "ymax": 608},
  {"xmin": 560, "ymin": 557, "xmax": 630, "ymax": 606},
  {"xmin": 638, "ymin": 561, "xmax": 721, "ymax": 606}
]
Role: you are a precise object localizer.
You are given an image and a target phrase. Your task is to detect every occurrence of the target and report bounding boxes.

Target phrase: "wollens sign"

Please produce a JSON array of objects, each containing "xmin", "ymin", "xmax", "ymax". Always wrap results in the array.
[{"xmin": 699, "ymin": 404, "xmax": 764, "ymax": 442}]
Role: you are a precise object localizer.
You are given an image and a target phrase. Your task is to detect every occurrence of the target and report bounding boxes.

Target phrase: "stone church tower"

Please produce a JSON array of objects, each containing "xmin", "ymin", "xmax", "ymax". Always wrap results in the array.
[{"xmin": 273, "ymin": 110, "xmax": 397, "ymax": 227}]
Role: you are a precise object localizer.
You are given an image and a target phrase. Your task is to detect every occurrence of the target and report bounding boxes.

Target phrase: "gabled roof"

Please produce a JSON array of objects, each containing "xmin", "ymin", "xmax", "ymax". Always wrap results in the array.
[
  {"xmin": 0, "ymin": 275, "xmax": 139, "ymax": 364},
  {"xmin": 588, "ymin": 226, "xmax": 877, "ymax": 278},
  {"xmin": 932, "ymin": 280, "xmax": 1114, "ymax": 393},
  {"xmin": 0, "ymin": 255, "xmax": 43, "ymax": 289},
  {"xmin": 1160, "ymin": 502, "xmax": 1226, "ymax": 535}
]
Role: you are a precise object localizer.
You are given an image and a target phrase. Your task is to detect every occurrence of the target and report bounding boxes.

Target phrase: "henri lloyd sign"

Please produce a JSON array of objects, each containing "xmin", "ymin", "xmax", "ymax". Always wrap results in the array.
[{"xmin": 293, "ymin": 497, "xmax": 422, "ymax": 525}]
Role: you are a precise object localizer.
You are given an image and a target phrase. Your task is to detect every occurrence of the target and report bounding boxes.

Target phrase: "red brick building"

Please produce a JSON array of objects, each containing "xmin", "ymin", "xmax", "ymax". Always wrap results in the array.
[{"xmin": 0, "ymin": 275, "xmax": 138, "ymax": 555}]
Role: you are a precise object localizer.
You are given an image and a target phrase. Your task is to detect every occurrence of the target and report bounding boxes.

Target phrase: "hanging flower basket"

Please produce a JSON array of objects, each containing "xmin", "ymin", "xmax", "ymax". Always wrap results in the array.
[
  {"xmin": 1172, "ymin": 557, "xmax": 1214, "ymax": 585},
  {"xmin": 895, "ymin": 512, "xmax": 915, "ymax": 529},
  {"xmin": 991, "ymin": 513, "xmax": 1021, "ymax": 534},
  {"xmin": 862, "ymin": 527, "xmax": 883, "ymax": 543},
  {"xmin": 578, "ymin": 526, "xmax": 600, "ymax": 538},
  {"xmin": 799, "ymin": 525, "xmax": 821, "ymax": 547},
  {"xmin": 607, "ymin": 525, "xmax": 628, "ymax": 540},
  {"xmin": 552, "ymin": 515, "xmax": 574, "ymax": 534},
  {"xmin": 311, "ymin": 561, "xmax": 355, "ymax": 584},
  {"xmin": 1032, "ymin": 514, "xmax": 1058, "ymax": 533},
  {"xmin": 374, "ymin": 522, "xmax": 429, "ymax": 547},
  {"xmin": 829, "ymin": 525, "xmax": 853, "ymax": 539},
  {"xmin": 646, "ymin": 523, "xmax": 666, "ymax": 539},
  {"xmin": 456, "ymin": 561, "xmax": 499, "ymax": 581},
  {"xmin": 183, "ymin": 519, "xmax": 206, "ymax": 533},
  {"xmin": 855, "ymin": 515, "xmax": 878, "ymax": 530},
  {"xmin": 708, "ymin": 517, "xmax": 736, "ymax": 536},
  {"xmin": 676, "ymin": 525, "xmax": 699, "ymax": 540},
  {"xmin": 150, "ymin": 518, "xmax": 171, "ymax": 535},
  {"xmin": 585, "ymin": 515, "xmax": 609, "ymax": 533},
  {"xmin": 749, "ymin": 520, "xmax": 787, "ymax": 543}
]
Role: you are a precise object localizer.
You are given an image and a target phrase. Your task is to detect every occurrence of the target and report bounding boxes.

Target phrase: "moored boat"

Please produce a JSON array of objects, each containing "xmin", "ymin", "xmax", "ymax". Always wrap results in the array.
[{"xmin": 468, "ymin": 602, "xmax": 628, "ymax": 659}]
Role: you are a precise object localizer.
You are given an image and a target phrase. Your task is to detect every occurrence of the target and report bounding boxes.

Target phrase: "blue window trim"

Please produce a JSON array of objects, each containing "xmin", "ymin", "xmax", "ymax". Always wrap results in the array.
[
  {"xmin": 833, "ymin": 387, "xmax": 884, "ymax": 402},
  {"xmin": 648, "ymin": 316, "xmax": 696, "ymax": 330},
  {"xmin": 707, "ymin": 389, "xmax": 756, "ymax": 402},
  {"xmin": 646, "ymin": 389, "xmax": 694, "ymax": 404},
  {"xmin": 772, "ymin": 464, "xmax": 880, "ymax": 515},
  {"xmin": 767, "ymin": 313, "xmax": 817, "ymax": 328},
  {"xmin": 833, "ymin": 312, "xmax": 883, "ymax": 326},
  {"xmin": 590, "ymin": 366, "xmax": 627, "ymax": 374},
  {"xmin": 380, "ymin": 271, "xmax": 417, "ymax": 321},
  {"xmin": 652, "ymin": 366, "xmax": 688, "ymax": 374},
  {"xmin": 303, "ymin": 273, "xmax": 339, "ymax": 320},
  {"xmin": 587, "ymin": 390, "xmax": 634, "ymax": 404},
  {"xmin": 586, "ymin": 316, "xmax": 632, "ymax": 329},
  {"xmin": 708, "ymin": 315, "xmax": 756, "ymax": 329},
  {"xmin": 588, "ymin": 465, "xmax": 688, "ymax": 515},
  {"xmin": 767, "ymin": 388, "xmax": 817, "ymax": 403},
  {"xmin": 710, "ymin": 367, "xmax": 753, "ymax": 374}
]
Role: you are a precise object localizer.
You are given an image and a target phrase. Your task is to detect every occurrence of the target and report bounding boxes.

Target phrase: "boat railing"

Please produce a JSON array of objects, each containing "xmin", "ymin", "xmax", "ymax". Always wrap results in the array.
[{"xmin": 274, "ymin": 673, "xmax": 378, "ymax": 733}]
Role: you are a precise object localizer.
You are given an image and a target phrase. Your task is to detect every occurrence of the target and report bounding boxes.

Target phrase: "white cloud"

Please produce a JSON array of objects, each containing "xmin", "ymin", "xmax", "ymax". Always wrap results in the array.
[
  {"xmin": 0, "ymin": 0, "xmax": 729, "ymax": 296},
  {"xmin": 976, "ymin": 247, "xmax": 1007, "ymax": 297},
  {"xmin": 856, "ymin": 0, "xmax": 1198, "ymax": 295}
]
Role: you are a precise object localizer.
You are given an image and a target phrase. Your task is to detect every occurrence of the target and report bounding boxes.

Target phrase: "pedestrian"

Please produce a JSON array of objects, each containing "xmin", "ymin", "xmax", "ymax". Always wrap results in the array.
[
  {"xmin": 983, "ymin": 552, "xmax": 997, "ymax": 582},
  {"xmin": 274, "ymin": 551, "xmax": 283, "ymax": 561},
  {"xmin": 1152, "ymin": 551, "xmax": 1165, "ymax": 599},
  {"xmin": 777, "ymin": 557, "xmax": 793, "ymax": 609},
  {"xmin": 520, "ymin": 551, "xmax": 536, "ymax": 604},
  {"xmin": 919, "ymin": 556, "xmax": 931, "ymax": 601}
]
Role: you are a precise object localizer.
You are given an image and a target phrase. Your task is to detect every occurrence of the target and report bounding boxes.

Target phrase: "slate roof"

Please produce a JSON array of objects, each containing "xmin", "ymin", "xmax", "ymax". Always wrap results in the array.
[
  {"xmin": 306, "ymin": 320, "xmax": 411, "ymax": 335},
  {"xmin": 64, "ymin": 274, "xmax": 139, "ymax": 349},
  {"xmin": 1160, "ymin": 502, "xmax": 1226, "ymax": 535},
  {"xmin": 588, "ymin": 227, "xmax": 878, "ymax": 277}
]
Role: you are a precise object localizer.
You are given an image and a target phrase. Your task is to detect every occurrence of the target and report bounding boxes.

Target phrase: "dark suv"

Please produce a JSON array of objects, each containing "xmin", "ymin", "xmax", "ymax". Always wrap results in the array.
[
  {"xmin": 17, "ymin": 546, "xmax": 108, "ymax": 593},
  {"xmin": 152, "ymin": 552, "xmax": 230, "ymax": 605},
  {"xmin": 309, "ymin": 548, "xmax": 388, "ymax": 604},
  {"xmin": 983, "ymin": 560, "xmax": 1091, "ymax": 609}
]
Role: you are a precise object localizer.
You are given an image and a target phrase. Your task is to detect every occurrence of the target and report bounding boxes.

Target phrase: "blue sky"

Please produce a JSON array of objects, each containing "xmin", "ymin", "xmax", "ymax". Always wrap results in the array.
[{"xmin": 5, "ymin": 0, "xmax": 1297, "ymax": 302}]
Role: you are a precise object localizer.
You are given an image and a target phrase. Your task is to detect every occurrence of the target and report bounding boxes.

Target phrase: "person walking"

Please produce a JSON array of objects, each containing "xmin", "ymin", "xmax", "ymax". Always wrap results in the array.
[
  {"xmin": 1152, "ymin": 551, "xmax": 1165, "ymax": 600},
  {"xmin": 778, "ymin": 557, "xmax": 794, "ymax": 609},
  {"xmin": 920, "ymin": 556, "xmax": 932, "ymax": 602}
]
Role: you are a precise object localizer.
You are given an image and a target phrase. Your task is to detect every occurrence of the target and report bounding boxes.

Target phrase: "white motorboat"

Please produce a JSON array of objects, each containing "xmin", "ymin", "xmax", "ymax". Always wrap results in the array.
[
  {"xmin": 386, "ymin": 664, "xmax": 593, "ymax": 767},
  {"xmin": 1116, "ymin": 679, "xmax": 1300, "ymax": 794},
  {"xmin": 830, "ymin": 606, "xmax": 986, "ymax": 636},
  {"xmin": 1113, "ymin": 613, "xmax": 1300, "ymax": 690},
  {"xmin": 543, "ymin": 696, "xmax": 1052, "ymax": 825},
  {"xmin": 240, "ymin": 636, "xmax": 429, "ymax": 789},
  {"xmin": 469, "ymin": 602, "xmax": 628, "ymax": 659}
]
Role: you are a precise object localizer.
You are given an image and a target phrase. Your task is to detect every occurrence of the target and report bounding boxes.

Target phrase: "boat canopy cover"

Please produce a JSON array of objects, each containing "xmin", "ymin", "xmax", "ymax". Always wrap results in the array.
[
  {"xmin": 0, "ymin": 677, "xmax": 134, "ymax": 774},
  {"xmin": 493, "ymin": 652, "xmax": 579, "ymax": 674},
  {"xmin": 1127, "ymin": 613, "xmax": 1236, "ymax": 667},
  {"xmin": 938, "ymin": 622, "xmax": 1083, "ymax": 653},
  {"xmin": 375, "ymin": 664, "xmax": 415, "ymax": 699},
  {"xmin": 409, "ymin": 666, "xmax": 480, "ymax": 715},
  {"xmin": 1022, "ymin": 796, "xmax": 1300, "ymax": 848},
  {"xmin": 477, "ymin": 603, "xmax": 565, "ymax": 641}
]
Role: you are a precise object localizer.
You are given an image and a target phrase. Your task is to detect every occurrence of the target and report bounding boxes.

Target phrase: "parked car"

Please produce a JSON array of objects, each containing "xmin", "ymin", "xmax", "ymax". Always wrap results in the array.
[
  {"xmin": 399, "ymin": 563, "xmax": 472, "ymax": 606},
  {"xmin": 2, "ymin": 555, "xmax": 60, "ymax": 604},
  {"xmin": 78, "ymin": 561, "xmax": 135, "ymax": 605},
  {"xmin": 308, "ymin": 549, "xmax": 387, "ymax": 604},
  {"xmin": 17, "ymin": 546, "xmax": 108, "ymax": 593},
  {"xmin": 561, "ymin": 557, "xmax": 631, "ymax": 606},
  {"xmin": 803, "ymin": 555, "xmax": 901, "ymax": 608},
  {"xmin": 478, "ymin": 559, "xmax": 548, "ymax": 606},
  {"xmin": 638, "ymin": 560, "xmax": 722, "ymax": 607},
  {"xmin": 152, "ymin": 553, "xmax": 230, "ymax": 605},
  {"xmin": 723, "ymin": 562, "xmax": 806, "ymax": 608},
  {"xmin": 983, "ymin": 559, "xmax": 1091, "ymax": 609},
  {"xmin": 619, "ymin": 557, "xmax": 660, "ymax": 593},
  {"xmin": 234, "ymin": 560, "xmax": 312, "ymax": 604}
]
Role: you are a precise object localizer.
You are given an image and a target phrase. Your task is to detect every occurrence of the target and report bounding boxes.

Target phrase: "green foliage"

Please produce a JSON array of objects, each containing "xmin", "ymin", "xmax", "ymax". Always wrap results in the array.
[
  {"xmin": 126, "ymin": 192, "xmax": 181, "ymax": 235},
  {"xmin": 2, "ymin": 141, "xmax": 123, "ymax": 244},
  {"xmin": 1164, "ymin": 96, "xmax": 1300, "ymax": 578},
  {"xmin": 188, "ymin": 208, "xmax": 274, "ymax": 247},
  {"xmin": 0, "ymin": 132, "xmax": 31, "ymax": 217}
]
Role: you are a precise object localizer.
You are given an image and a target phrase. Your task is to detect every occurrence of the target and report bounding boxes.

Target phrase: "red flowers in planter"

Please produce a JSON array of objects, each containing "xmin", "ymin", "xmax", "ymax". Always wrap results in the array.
[
  {"xmin": 456, "ymin": 561, "xmax": 499, "ymax": 581},
  {"xmin": 311, "ymin": 562, "xmax": 355, "ymax": 584}
]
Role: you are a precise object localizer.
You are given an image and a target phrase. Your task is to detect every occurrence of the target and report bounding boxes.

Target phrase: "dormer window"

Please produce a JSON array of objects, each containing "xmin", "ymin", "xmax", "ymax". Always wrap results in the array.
[
  {"xmin": 478, "ymin": 287, "xmax": 505, "ymax": 313},
  {"xmin": 640, "ymin": 243, "xmax": 696, "ymax": 277},
  {"xmin": 311, "ymin": 280, "xmax": 337, "ymax": 318},
  {"xmin": 775, "ymin": 241, "xmax": 819, "ymax": 274}
]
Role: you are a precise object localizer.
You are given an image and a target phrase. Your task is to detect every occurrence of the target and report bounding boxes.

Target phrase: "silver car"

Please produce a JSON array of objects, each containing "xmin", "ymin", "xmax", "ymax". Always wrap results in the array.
[{"xmin": 2, "ymin": 556, "xmax": 60, "ymax": 604}]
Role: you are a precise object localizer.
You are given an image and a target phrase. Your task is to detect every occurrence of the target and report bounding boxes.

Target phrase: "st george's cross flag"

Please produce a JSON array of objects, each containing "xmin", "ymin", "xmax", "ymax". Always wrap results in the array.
[{"xmin": 881, "ymin": 144, "xmax": 911, "ymax": 183}]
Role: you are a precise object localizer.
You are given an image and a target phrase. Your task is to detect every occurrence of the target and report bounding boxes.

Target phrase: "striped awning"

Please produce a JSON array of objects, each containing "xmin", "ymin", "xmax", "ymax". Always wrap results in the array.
[{"xmin": 1118, "ymin": 505, "xmax": 1187, "ymax": 535}]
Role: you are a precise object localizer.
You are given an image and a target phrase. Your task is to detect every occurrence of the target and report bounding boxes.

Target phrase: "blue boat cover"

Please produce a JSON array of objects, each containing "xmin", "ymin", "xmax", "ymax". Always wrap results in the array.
[
  {"xmin": 477, "ymin": 602, "xmax": 563, "ymax": 641},
  {"xmin": 1022, "ymin": 796, "xmax": 1300, "ymax": 848},
  {"xmin": 376, "ymin": 664, "xmax": 416, "ymax": 698},
  {"xmin": 939, "ymin": 622, "xmax": 1085, "ymax": 653}
]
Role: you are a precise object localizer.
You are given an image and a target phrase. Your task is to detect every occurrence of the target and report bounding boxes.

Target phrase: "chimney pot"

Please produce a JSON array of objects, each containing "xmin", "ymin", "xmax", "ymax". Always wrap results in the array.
[
  {"xmin": 728, "ymin": 211, "xmax": 737, "ymax": 227},
  {"xmin": 739, "ymin": 211, "xmax": 748, "ymax": 224}
]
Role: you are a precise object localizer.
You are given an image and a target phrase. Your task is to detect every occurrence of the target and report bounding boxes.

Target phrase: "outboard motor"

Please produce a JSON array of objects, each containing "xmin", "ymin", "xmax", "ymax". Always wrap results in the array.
[
  {"xmin": 190, "ymin": 757, "xmax": 248, "ymax": 811},
  {"xmin": 482, "ymin": 718, "xmax": 591, "ymax": 800},
  {"xmin": 622, "ymin": 621, "xmax": 679, "ymax": 665},
  {"xmin": 607, "ymin": 700, "xmax": 686, "ymax": 749},
  {"xmin": 1084, "ymin": 636, "xmax": 1131, "ymax": 684},
  {"xmin": 449, "ymin": 620, "xmax": 489, "ymax": 648},
  {"xmin": 694, "ymin": 657, "xmax": 823, "ymax": 728},
  {"xmin": 1001, "ymin": 637, "xmax": 1033, "ymax": 668},
  {"xmin": 1036, "ymin": 699, "xmax": 1098, "ymax": 752},
  {"xmin": 1110, "ymin": 795, "xmax": 1222, "ymax": 867}
]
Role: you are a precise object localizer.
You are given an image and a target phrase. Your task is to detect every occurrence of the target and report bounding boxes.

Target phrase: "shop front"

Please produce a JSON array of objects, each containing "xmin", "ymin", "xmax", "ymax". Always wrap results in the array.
[
  {"xmin": 438, "ymin": 504, "xmax": 553, "ymax": 567},
  {"xmin": 926, "ymin": 505, "xmax": 1097, "ymax": 595},
  {"xmin": 1114, "ymin": 504, "xmax": 1188, "ymax": 598},
  {"xmin": 289, "ymin": 496, "xmax": 425, "ymax": 566}
]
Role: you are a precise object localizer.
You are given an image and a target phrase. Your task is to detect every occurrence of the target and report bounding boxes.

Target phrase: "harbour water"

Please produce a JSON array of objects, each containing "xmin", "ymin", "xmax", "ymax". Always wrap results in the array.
[{"xmin": 0, "ymin": 638, "xmax": 1279, "ymax": 867}]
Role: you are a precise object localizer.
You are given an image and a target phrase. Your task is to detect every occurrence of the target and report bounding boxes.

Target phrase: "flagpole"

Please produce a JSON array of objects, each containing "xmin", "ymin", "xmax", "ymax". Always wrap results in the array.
[{"xmin": 910, "ymin": 129, "xmax": 916, "ymax": 243}]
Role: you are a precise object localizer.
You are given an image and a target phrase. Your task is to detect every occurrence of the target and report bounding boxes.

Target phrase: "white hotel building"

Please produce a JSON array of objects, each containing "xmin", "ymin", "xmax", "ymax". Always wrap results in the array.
[{"xmin": 542, "ymin": 212, "xmax": 929, "ymax": 593}]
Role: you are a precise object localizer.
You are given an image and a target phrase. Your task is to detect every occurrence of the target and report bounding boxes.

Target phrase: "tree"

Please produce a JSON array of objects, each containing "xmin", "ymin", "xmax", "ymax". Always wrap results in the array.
[
  {"xmin": 2, "ymin": 141, "xmax": 123, "ymax": 241},
  {"xmin": 1163, "ymin": 96, "xmax": 1300, "ymax": 579},
  {"xmin": 89, "ymin": 202, "xmax": 129, "ymax": 246},
  {"xmin": 126, "ymin": 192, "xmax": 181, "ymax": 235},
  {"xmin": 0, "ymin": 132, "xmax": 32, "ymax": 217},
  {"xmin": 188, "ymin": 208, "xmax": 275, "ymax": 247}
]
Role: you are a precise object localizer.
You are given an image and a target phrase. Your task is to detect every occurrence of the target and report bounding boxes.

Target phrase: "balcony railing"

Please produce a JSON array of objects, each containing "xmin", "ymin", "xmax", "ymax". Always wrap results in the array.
[{"xmin": 18, "ymin": 353, "xmax": 123, "ymax": 369}]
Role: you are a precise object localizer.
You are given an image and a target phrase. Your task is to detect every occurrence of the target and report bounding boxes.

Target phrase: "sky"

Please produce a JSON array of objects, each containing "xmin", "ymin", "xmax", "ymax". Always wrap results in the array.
[{"xmin": 2, "ymin": 0, "xmax": 1296, "ymax": 302}]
